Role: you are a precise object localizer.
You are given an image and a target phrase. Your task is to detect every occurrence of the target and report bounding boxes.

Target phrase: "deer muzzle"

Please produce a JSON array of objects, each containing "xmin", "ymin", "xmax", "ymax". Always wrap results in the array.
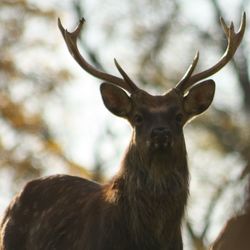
[{"xmin": 150, "ymin": 127, "xmax": 172, "ymax": 150}]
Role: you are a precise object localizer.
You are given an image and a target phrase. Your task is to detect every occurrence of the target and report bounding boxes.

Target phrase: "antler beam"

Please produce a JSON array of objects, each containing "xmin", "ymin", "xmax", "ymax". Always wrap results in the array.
[
  {"xmin": 58, "ymin": 18, "xmax": 138, "ymax": 93},
  {"xmin": 176, "ymin": 12, "xmax": 246, "ymax": 93}
]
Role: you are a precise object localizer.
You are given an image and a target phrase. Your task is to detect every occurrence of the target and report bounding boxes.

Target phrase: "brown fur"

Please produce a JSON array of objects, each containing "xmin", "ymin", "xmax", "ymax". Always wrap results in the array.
[
  {"xmin": 210, "ymin": 182, "xmax": 250, "ymax": 250},
  {"xmin": 0, "ymin": 149, "xmax": 188, "ymax": 250}
]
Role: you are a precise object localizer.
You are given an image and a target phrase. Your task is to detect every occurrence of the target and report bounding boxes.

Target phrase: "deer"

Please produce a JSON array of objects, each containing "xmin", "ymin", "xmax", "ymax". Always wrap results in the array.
[
  {"xmin": 210, "ymin": 181, "xmax": 250, "ymax": 250},
  {"xmin": 0, "ymin": 13, "xmax": 246, "ymax": 250}
]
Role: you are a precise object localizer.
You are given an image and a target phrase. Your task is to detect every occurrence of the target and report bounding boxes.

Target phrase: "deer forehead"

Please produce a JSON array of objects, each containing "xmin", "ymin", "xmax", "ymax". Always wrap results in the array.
[{"xmin": 132, "ymin": 89, "xmax": 182, "ymax": 113}]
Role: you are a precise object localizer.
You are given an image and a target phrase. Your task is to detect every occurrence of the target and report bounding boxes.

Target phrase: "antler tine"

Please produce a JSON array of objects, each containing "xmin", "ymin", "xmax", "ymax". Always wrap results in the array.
[
  {"xmin": 58, "ymin": 18, "xmax": 134, "ymax": 93},
  {"xmin": 114, "ymin": 59, "xmax": 140, "ymax": 92},
  {"xmin": 175, "ymin": 51, "xmax": 199, "ymax": 92},
  {"xmin": 176, "ymin": 12, "xmax": 246, "ymax": 94},
  {"xmin": 58, "ymin": 17, "xmax": 85, "ymax": 44}
]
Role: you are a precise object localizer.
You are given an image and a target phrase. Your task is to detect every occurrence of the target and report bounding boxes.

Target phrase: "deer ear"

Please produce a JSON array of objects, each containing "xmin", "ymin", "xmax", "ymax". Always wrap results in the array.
[
  {"xmin": 100, "ymin": 83, "xmax": 132, "ymax": 117},
  {"xmin": 183, "ymin": 80, "xmax": 215, "ymax": 118}
]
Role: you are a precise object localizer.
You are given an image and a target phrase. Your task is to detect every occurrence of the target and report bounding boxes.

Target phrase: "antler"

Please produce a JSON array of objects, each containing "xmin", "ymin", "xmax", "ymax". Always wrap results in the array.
[
  {"xmin": 175, "ymin": 12, "xmax": 246, "ymax": 94},
  {"xmin": 58, "ymin": 18, "xmax": 139, "ymax": 93}
]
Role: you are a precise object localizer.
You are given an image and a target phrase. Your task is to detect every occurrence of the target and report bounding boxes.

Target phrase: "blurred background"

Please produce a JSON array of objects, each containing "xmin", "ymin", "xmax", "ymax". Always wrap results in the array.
[{"xmin": 0, "ymin": 0, "xmax": 249, "ymax": 249}]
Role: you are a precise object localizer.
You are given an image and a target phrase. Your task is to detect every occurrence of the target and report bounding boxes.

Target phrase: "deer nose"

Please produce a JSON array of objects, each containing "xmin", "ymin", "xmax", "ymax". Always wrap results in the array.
[
  {"xmin": 150, "ymin": 127, "xmax": 172, "ymax": 149},
  {"xmin": 151, "ymin": 127, "xmax": 171, "ymax": 139}
]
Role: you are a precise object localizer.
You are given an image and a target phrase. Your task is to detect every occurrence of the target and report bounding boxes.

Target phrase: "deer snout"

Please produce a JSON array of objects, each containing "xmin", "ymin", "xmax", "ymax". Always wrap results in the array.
[{"xmin": 150, "ymin": 127, "xmax": 172, "ymax": 149}]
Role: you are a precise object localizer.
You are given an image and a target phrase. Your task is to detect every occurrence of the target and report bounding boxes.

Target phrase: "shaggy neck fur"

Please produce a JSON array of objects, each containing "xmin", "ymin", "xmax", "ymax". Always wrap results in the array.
[{"xmin": 105, "ymin": 140, "xmax": 189, "ymax": 248}]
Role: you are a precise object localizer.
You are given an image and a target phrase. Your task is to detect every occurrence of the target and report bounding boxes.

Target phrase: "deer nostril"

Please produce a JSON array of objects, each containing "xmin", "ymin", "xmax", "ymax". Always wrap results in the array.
[{"xmin": 151, "ymin": 127, "xmax": 169, "ymax": 137}]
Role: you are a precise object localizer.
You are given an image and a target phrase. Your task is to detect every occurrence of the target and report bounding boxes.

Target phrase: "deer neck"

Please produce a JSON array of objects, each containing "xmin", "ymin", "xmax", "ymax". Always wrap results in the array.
[
  {"xmin": 120, "ymin": 141, "xmax": 189, "ymax": 194},
  {"xmin": 105, "ymin": 141, "xmax": 189, "ymax": 245}
]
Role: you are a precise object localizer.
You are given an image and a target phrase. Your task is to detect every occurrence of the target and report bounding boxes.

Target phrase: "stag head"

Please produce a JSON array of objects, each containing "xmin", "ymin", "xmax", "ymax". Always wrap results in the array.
[{"xmin": 58, "ymin": 14, "xmax": 245, "ymax": 162}]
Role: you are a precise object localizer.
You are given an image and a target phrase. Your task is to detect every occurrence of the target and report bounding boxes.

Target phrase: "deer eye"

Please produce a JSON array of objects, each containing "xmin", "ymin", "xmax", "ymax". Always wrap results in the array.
[
  {"xmin": 175, "ymin": 113, "xmax": 183, "ymax": 125},
  {"xmin": 134, "ymin": 114, "xmax": 143, "ymax": 126}
]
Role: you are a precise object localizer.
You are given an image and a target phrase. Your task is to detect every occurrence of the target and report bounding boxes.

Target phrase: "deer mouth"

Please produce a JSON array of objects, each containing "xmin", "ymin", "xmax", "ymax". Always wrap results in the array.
[{"xmin": 148, "ymin": 135, "xmax": 172, "ymax": 152}]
